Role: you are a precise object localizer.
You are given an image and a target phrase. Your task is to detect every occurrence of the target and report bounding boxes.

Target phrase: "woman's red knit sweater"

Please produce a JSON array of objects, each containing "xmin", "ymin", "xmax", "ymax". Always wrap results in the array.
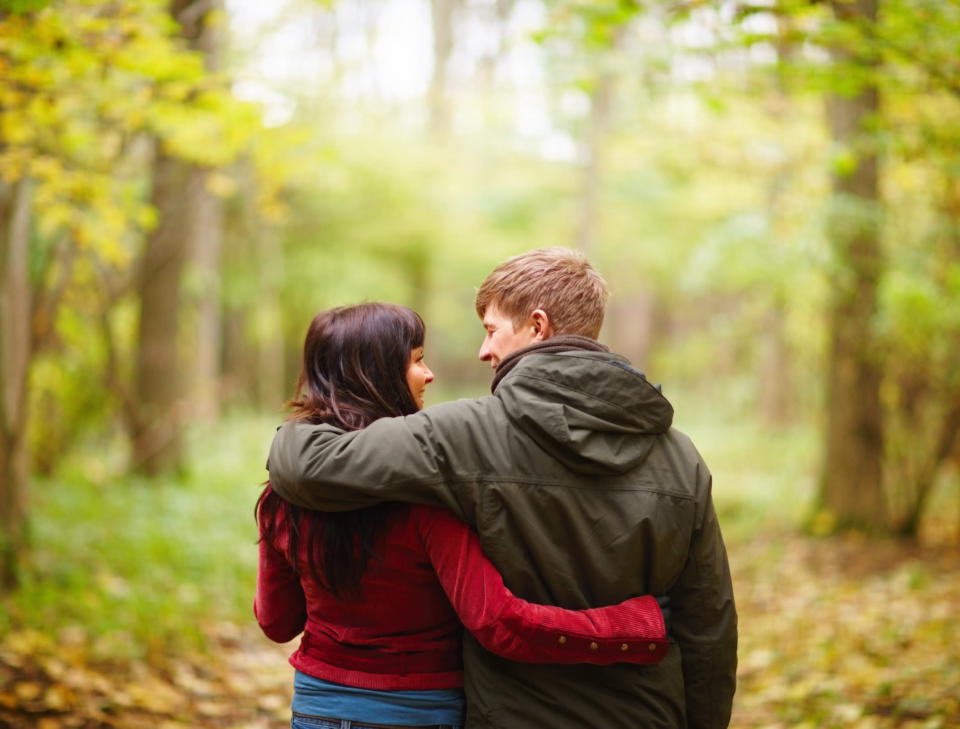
[{"xmin": 255, "ymin": 500, "xmax": 667, "ymax": 691}]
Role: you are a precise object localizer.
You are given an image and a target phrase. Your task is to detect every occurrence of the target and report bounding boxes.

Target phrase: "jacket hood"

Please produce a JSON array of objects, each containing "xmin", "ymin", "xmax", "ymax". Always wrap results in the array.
[{"xmin": 494, "ymin": 350, "xmax": 674, "ymax": 475}]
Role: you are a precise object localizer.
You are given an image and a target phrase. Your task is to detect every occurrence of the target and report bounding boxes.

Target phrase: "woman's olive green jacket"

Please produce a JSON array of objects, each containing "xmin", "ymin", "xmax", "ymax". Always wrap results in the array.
[{"xmin": 267, "ymin": 349, "xmax": 737, "ymax": 729}]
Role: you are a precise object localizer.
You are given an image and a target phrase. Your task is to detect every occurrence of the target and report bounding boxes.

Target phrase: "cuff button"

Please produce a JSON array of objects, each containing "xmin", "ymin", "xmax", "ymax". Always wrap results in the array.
[
  {"xmin": 558, "ymin": 636, "xmax": 567, "ymax": 644},
  {"xmin": 589, "ymin": 642, "xmax": 598, "ymax": 650},
  {"xmin": 648, "ymin": 643, "xmax": 657, "ymax": 652}
]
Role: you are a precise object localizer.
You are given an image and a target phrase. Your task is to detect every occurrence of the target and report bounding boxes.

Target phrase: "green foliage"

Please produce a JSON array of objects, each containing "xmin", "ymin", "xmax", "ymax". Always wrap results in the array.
[
  {"xmin": 672, "ymin": 385, "xmax": 821, "ymax": 542},
  {"xmin": 0, "ymin": 0, "xmax": 257, "ymax": 244},
  {"xmin": 714, "ymin": 0, "xmax": 960, "ymax": 532},
  {"xmin": 3, "ymin": 0, "xmax": 957, "ymax": 529},
  {"xmin": 2, "ymin": 2, "xmax": 172, "ymax": 257},
  {"xmin": 0, "ymin": 0, "xmax": 50, "ymax": 13},
  {"xmin": 257, "ymin": 119, "xmax": 583, "ymax": 382},
  {"xmin": 1, "ymin": 0, "xmax": 261, "ymax": 470},
  {"xmin": 2, "ymin": 415, "xmax": 271, "ymax": 660}
]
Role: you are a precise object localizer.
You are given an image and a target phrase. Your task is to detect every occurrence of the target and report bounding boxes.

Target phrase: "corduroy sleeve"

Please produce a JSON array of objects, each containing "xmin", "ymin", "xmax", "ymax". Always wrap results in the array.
[{"xmin": 416, "ymin": 506, "xmax": 669, "ymax": 665}]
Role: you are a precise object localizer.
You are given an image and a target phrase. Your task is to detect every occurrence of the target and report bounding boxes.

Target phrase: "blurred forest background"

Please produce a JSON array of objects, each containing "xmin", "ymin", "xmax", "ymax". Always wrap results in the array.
[{"xmin": 1, "ymin": 0, "xmax": 958, "ymax": 727}]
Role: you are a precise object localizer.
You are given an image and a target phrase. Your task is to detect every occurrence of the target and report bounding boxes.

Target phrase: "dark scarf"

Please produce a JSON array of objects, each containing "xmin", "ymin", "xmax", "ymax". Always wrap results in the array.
[{"xmin": 491, "ymin": 335, "xmax": 610, "ymax": 393}]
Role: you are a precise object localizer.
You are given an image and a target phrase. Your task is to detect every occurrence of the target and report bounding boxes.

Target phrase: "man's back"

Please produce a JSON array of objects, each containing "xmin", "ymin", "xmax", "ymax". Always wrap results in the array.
[{"xmin": 268, "ymin": 349, "xmax": 737, "ymax": 728}]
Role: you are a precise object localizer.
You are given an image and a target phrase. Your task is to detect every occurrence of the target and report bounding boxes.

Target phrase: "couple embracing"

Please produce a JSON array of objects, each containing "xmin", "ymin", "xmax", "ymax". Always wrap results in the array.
[{"xmin": 256, "ymin": 247, "xmax": 738, "ymax": 729}]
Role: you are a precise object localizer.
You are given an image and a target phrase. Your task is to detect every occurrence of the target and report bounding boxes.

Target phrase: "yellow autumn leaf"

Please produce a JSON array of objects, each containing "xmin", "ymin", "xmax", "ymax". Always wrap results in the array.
[
  {"xmin": 196, "ymin": 699, "xmax": 232, "ymax": 717},
  {"xmin": 125, "ymin": 676, "xmax": 187, "ymax": 713},
  {"xmin": 14, "ymin": 681, "xmax": 43, "ymax": 701},
  {"xmin": 3, "ymin": 629, "xmax": 55, "ymax": 658},
  {"xmin": 43, "ymin": 684, "xmax": 75, "ymax": 712}
]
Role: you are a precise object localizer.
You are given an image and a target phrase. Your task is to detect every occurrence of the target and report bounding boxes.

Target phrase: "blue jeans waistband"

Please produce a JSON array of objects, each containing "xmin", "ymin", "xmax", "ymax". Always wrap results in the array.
[{"xmin": 291, "ymin": 712, "xmax": 460, "ymax": 729}]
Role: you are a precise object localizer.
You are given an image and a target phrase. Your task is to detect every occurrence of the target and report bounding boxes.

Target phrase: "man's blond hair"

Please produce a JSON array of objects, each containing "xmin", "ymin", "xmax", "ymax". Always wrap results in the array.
[{"xmin": 475, "ymin": 247, "xmax": 609, "ymax": 338}]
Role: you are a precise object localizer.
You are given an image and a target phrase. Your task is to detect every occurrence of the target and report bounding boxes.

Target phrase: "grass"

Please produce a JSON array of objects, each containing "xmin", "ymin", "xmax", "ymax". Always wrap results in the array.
[{"xmin": 1, "ymin": 414, "xmax": 275, "ymax": 662}]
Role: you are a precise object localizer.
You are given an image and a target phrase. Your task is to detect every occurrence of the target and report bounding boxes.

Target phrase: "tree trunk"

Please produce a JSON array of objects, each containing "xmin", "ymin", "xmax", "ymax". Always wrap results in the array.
[
  {"xmin": 188, "ymin": 170, "xmax": 223, "ymax": 423},
  {"xmin": 134, "ymin": 149, "xmax": 196, "ymax": 475},
  {"xmin": 816, "ymin": 0, "xmax": 886, "ymax": 531},
  {"xmin": 605, "ymin": 291, "xmax": 656, "ymax": 369},
  {"xmin": 757, "ymin": 21, "xmax": 797, "ymax": 427},
  {"xmin": 429, "ymin": 0, "xmax": 456, "ymax": 139},
  {"xmin": 179, "ymin": 0, "xmax": 224, "ymax": 424},
  {"xmin": 758, "ymin": 297, "xmax": 791, "ymax": 425},
  {"xmin": 0, "ymin": 178, "xmax": 32, "ymax": 587},
  {"xmin": 254, "ymin": 225, "xmax": 285, "ymax": 412},
  {"xmin": 897, "ymin": 401, "xmax": 960, "ymax": 536},
  {"xmin": 576, "ymin": 70, "xmax": 614, "ymax": 257},
  {"xmin": 476, "ymin": 0, "xmax": 513, "ymax": 98},
  {"xmin": 133, "ymin": 0, "xmax": 225, "ymax": 473}
]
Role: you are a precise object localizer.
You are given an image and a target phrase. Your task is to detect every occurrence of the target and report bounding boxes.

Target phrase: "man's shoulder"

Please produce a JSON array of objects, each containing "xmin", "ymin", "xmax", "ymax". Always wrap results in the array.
[
  {"xmin": 420, "ymin": 394, "xmax": 505, "ymax": 425},
  {"xmin": 424, "ymin": 393, "xmax": 499, "ymax": 411},
  {"xmin": 648, "ymin": 426, "xmax": 713, "ymax": 496}
]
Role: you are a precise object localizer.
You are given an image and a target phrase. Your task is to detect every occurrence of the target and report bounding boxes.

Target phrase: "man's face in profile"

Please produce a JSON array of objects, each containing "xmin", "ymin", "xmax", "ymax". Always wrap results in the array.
[{"xmin": 478, "ymin": 303, "xmax": 538, "ymax": 369}]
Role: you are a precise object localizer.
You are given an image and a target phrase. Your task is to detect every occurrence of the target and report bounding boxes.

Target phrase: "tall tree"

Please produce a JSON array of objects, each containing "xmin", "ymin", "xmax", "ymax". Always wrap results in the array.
[
  {"xmin": 134, "ymin": 0, "xmax": 225, "ymax": 473},
  {"xmin": 1, "ymin": 0, "xmax": 50, "ymax": 586},
  {"xmin": 0, "ymin": 176, "xmax": 32, "ymax": 587},
  {"xmin": 133, "ymin": 149, "xmax": 195, "ymax": 474},
  {"xmin": 183, "ymin": 0, "xmax": 225, "ymax": 424},
  {"xmin": 0, "ymin": 0, "xmax": 236, "ymax": 579},
  {"xmin": 575, "ymin": 60, "xmax": 616, "ymax": 257},
  {"xmin": 816, "ymin": 0, "xmax": 886, "ymax": 530},
  {"xmin": 429, "ymin": 0, "xmax": 456, "ymax": 139}
]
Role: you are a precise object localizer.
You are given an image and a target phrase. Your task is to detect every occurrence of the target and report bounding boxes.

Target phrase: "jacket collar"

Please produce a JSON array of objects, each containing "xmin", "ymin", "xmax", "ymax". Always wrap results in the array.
[{"xmin": 491, "ymin": 335, "xmax": 609, "ymax": 393}]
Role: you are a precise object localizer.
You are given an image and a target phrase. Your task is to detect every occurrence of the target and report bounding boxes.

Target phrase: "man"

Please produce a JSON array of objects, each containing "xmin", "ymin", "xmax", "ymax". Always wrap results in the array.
[{"xmin": 267, "ymin": 247, "xmax": 737, "ymax": 728}]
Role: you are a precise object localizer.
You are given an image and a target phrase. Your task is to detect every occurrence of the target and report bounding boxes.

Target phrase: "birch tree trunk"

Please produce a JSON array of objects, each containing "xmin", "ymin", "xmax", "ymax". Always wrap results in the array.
[
  {"xmin": 181, "ymin": 0, "xmax": 224, "ymax": 424},
  {"xmin": 429, "ymin": 0, "xmax": 456, "ymax": 139},
  {"xmin": 188, "ymin": 170, "xmax": 223, "ymax": 424},
  {"xmin": 576, "ymin": 72, "xmax": 614, "ymax": 257},
  {"xmin": 0, "ymin": 178, "xmax": 32, "ymax": 587}
]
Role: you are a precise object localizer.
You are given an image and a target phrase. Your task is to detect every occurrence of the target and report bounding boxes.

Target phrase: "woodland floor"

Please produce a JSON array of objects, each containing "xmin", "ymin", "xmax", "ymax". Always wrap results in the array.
[{"xmin": 2, "ymin": 530, "xmax": 958, "ymax": 729}]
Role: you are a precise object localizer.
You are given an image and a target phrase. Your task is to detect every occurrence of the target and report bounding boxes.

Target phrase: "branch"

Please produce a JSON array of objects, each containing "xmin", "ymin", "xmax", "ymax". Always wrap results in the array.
[
  {"xmin": 175, "ymin": 0, "xmax": 219, "ymax": 30},
  {"xmin": 879, "ymin": 40, "xmax": 960, "ymax": 101},
  {"xmin": 29, "ymin": 237, "xmax": 75, "ymax": 354},
  {"xmin": 850, "ymin": 13, "xmax": 960, "ymax": 100},
  {"xmin": 90, "ymin": 258, "xmax": 141, "ymax": 436}
]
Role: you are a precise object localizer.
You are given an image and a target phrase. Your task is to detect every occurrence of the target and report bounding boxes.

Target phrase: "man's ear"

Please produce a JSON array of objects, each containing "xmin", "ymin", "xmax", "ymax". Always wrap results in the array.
[{"xmin": 530, "ymin": 309, "xmax": 554, "ymax": 342}]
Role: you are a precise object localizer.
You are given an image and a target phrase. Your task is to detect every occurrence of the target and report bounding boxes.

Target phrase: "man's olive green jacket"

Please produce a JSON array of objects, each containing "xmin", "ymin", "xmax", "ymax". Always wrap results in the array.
[{"xmin": 267, "ymin": 350, "xmax": 737, "ymax": 729}]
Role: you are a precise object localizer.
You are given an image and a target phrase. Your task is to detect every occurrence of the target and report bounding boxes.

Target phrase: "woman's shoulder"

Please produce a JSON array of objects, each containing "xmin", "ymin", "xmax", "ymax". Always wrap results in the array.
[
  {"xmin": 403, "ymin": 504, "xmax": 469, "ymax": 536},
  {"xmin": 406, "ymin": 503, "xmax": 457, "ymax": 519}
]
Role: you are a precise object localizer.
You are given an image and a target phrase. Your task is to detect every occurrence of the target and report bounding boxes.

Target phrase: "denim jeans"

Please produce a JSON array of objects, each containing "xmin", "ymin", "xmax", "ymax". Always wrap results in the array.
[{"xmin": 291, "ymin": 713, "xmax": 462, "ymax": 729}]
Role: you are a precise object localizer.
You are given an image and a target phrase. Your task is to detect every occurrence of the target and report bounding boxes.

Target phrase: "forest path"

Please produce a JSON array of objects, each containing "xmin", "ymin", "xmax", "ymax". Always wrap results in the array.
[
  {"xmin": 0, "ymin": 623, "xmax": 295, "ymax": 729},
  {"xmin": 2, "ymin": 532, "xmax": 959, "ymax": 728}
]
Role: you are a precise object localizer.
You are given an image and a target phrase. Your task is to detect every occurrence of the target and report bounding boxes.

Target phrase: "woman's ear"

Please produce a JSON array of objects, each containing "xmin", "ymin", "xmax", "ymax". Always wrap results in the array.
[{"xmin": 530, "ymin": 309, "xmax": 554, "ymax": 342}]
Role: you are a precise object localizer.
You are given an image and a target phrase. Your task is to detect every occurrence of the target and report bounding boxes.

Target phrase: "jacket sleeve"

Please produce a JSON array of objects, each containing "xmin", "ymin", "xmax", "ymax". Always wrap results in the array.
[
  {"xmin": 254, "ymin": 525, "xmax": 308, "ymax": 644},
  {"xmin": 266, "ymin": 400, "xmax": 498, "ymax": 521},
  {"xmin": 418, "ymin": 507, "xmax": 669, "ymax": 665},
  {"xmin": 669, "ymin": 466, "xmax": 738, "ymax": 729}
]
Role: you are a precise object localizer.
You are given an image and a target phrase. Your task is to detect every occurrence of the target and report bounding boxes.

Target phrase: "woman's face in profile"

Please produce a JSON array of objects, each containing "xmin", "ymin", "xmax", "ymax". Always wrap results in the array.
[{"xmin": 405, "ymin": 346, "xmax": 434, "ymax": 409}]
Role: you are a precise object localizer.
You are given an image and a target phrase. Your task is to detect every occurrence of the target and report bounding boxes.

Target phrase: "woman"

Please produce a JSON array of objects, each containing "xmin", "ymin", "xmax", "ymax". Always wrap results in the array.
[{"xmin": 255, "ymin": 303, "xmax": 668, "ymax": 729}]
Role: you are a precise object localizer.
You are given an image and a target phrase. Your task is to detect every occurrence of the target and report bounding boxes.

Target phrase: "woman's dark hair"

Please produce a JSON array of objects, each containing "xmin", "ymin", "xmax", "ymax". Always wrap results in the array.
[{"xmin": 256, "ymin": 303, "xmax": 425, "ymax": 599}]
